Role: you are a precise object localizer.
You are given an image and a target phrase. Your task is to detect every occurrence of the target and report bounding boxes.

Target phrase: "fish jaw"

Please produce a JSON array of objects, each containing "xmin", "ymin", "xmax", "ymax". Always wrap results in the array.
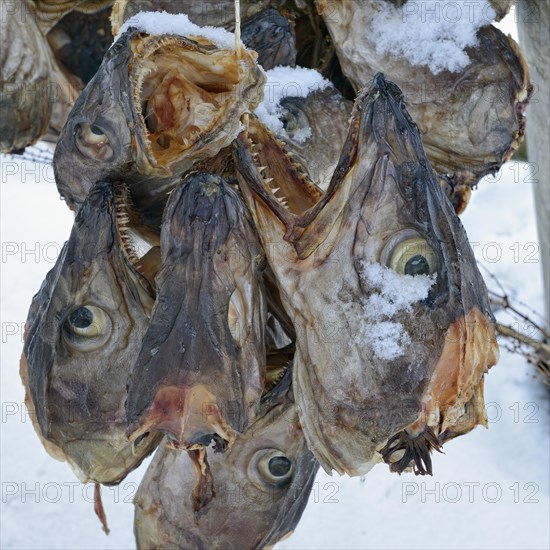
[
  {"xmin": 128, "ymin": 385, "xmax": 238, "ymax": 452},
  {"xmin": 236, "ymin": 74, "xmax": 498, "ymax": 476},
  {"xmin": 126, "ymin": 173, "xmax": 266, "ymax": 451},
  {"xmin": 278, "ymin": 87, "xmax": 353, "ymax": 190}
]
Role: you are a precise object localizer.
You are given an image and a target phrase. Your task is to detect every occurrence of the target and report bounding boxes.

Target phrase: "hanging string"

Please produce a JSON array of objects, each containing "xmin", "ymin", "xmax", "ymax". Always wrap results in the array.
[{"xmin": 234, "ymin": 0, "xmax": 243, "ymax": 59}]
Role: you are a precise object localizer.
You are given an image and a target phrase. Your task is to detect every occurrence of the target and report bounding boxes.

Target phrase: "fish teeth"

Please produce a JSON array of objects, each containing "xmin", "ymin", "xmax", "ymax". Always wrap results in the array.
[{"xmin": 279, "ymin": 199, "xmax": 289, "ymax": 208}]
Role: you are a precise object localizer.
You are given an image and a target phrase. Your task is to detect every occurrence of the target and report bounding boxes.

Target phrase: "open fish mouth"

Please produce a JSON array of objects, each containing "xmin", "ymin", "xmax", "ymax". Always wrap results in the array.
[
  {"xmin": 235, "ymin": 73, "xmax": 499, "ymax": 476},
  {"xmin": 129, "ymin": 32, "xmax": 264, "ymax": 168},
  {"xmin": 234, "ymin": 116, "xmax": 323, "ymax": 228}
]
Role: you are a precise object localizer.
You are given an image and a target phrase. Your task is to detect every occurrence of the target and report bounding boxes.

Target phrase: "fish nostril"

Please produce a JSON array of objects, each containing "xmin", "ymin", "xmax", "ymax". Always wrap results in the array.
[{"xmin": 192, "ymin": 432, "xmax": 215, "ymax": 447}]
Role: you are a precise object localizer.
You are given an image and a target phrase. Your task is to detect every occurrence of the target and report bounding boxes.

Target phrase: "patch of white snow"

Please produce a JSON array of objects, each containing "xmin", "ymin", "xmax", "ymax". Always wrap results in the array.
[
  {"xmin": 115, "ymin": 11, "xmax": 238, "ymax": 50},
  {"xmin": 355, "ymin": 262, "xmax": 436, "ymax": 359},
  {"xmin": 254, "ymin": 66, "xmax": 331, "ymax": 140},
  {"xmin": 370, "ymin": 0, "xmax": 497, "ymax": 74}
]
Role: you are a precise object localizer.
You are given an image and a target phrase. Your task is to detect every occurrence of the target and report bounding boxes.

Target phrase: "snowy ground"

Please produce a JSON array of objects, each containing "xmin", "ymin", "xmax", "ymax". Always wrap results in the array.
[{"xmin": 1, "ymin": 153, "xmax": 548, "ymax": 549}]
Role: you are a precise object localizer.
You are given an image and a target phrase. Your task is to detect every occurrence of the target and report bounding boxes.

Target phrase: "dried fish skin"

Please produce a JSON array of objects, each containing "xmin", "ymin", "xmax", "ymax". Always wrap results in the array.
[
  {"xmin": 234, "ymin": 74, "xmax": 498, "ymax": 476},
  {"xmin": 126, "ymin": 173, "xmax": 267, "ymax": 453},
  {"xmin": 20, "ymin": 180, "xmax": 160, "ymax": 484},
  {"xmin": 277, "ymin": 85, "xmax": 353, "ymax": 189},
  {"xmin": 241, "ymin": 8, "xmax": 297, "ymax": 70},
  {"xmin": 134, "ymin": 373, "xmax": 318, "ymax": 550},
  {"xmin": 0, "ymin": 0, "xmax": 52, "ymax": 153}
]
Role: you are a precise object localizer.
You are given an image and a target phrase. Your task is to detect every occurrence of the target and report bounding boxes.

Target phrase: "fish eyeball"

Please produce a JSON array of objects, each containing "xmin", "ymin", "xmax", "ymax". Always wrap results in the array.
[
  {"xmin": 249, "ymin": 449, "xmax": 294, "ymax": 487},
  {"xmin": 74, "ymin": 122, "xmax": 114, "ymax": 161},
  {"xmin": 280, "ymin": 104, "xmax": 310, "ymax": 143},
  {"xmin": 62, "ymin": 305, "xmax": 112, "ymax": 351},
  {"xmin": 382, "ymin": 232, "xmax": 438, "ymax": 277}
]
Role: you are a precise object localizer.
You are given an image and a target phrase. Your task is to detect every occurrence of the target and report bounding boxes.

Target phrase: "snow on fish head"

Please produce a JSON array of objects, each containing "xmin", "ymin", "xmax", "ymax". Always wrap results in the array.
[{"xmin": 234, "ymin": 74, "xmax": 499, "ymax": 477}]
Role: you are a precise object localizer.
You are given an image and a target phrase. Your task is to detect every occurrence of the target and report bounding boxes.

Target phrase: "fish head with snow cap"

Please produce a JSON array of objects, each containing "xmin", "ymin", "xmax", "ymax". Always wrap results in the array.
[
  {"xmin": 234, "ymin": 73, "xmax": 499, "ymax": 476},
  {"xmin": 318, "ymin": 0, "xmax": 531, "ymax": 202},
  {"xmin": 54, "ymin": 16, "xmax": 265, "ymax": 225},
  {"xmin": 20, "ymin": 180, "xmax": 162, "ymax": 484},
  {"xmin": 126, "ymin": 172, "xmax": 267, "ymax": 453},
  {"xmin": 134, "ymin": 370, "xmax": 319, "ymax": 550}
]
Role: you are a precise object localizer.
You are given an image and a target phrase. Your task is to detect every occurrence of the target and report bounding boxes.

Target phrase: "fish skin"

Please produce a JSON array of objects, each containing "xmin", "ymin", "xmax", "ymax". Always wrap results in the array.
[
  {"xmin": 53, "ymin": 27, "xmax": 264, "ymax": 227},
  {"xmin": 234, "ymin": 74, "xmax": 499, "ymax": 476},
  {"xmin": 134, "ymin": 371, "xmax": 319, "ymax": 550},
  {"xmin": 126, "ymin": 172, "xmax": 267, "ymax": 452},
  {"xmin": 20, "ymin": 180, "xmax": 160, "ymax": 484},
  {"xmin": 319, "ymin": 0, "xmax": 530, "ymax": 200},
  {"xmin": 277, "ymin": 86, "xmax": 353, "ymax": 190}
]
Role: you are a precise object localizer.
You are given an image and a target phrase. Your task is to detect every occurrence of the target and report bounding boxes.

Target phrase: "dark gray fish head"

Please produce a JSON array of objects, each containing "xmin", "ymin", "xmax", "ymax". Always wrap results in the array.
[
  {"xmin": 278, "ymin": 85, "xmax": 353, "ymax": 189},
  {"xmin": 241, "ymin": 8, "xmax": 297, "ymax": 70},
  {"xmin": 234, "ymin": 74, "xmax": 499, "ymax": 476},
  {"xmin": 54, "ymin": 26, "xmax": 265, "ymax": 223},
  {"xmin": 21, "ymin": 180, "xmax": 161, "ymax": 484},
  {"xmin": 134, "ymin": 372, "xmax": 319, "ymax": 550},
  {"xmin": 126, "ymin": 172, "xmax": 267, "ymax": 453}
]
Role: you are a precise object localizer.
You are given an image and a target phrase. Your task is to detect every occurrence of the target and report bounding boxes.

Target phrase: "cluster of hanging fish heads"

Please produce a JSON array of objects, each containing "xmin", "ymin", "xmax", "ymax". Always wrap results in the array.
[{"xmin": 7, "ymin": 0, "xmax": 531, "ymax": 548}]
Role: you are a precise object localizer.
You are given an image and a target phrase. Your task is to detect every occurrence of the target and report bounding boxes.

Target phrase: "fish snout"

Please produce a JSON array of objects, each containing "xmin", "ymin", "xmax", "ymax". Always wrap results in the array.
[{"xmin": 127, "ymin": 384, "xmax": 237, "ymax": 452}]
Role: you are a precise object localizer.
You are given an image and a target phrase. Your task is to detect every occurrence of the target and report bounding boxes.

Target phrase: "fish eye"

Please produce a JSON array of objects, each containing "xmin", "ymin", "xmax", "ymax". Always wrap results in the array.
[
  {"xmin": 387, "ymin": 236, "xmax": 438, "ymax": 276},
  {"xmin": 74, "ymin": 122, "xmax": 113, "ymax": 161},
  {"xmin": 380, "ymin": 230, "xmax": 438, "ymax": 277},
  {"xmin": 250, "ymin": 449, "xmax": 294, "ymax": 486},
  {"xmin": 62, "ymin": 305, "xmax": 112, "ymax": 352},
  {"xmin": 280, "ymin": 104, "xmax": 310, "ymax": 143}
]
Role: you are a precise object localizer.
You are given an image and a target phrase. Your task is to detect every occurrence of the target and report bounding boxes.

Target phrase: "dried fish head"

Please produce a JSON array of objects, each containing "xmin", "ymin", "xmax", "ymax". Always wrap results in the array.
[
  {"xmin": 319, "ymin": 0, "xmax": 530, "ymax": 201},
  {"xmin": 134, "ymin": 373, "xmax": 318, "ymax": 550},
  {"xmin": 54, "ymin": 25, "xmax": 264, "ymax": 225},
  {"xmin": 234, "ymin": 74, "xmax": 499, "ymax": 476},
  {"xmin": 20, "ymin": 180, "xmax": 161, "ymax": 484},
  {"xmin": 126, "ymin": 172, "xmax": 266, "ymax": 452}
]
